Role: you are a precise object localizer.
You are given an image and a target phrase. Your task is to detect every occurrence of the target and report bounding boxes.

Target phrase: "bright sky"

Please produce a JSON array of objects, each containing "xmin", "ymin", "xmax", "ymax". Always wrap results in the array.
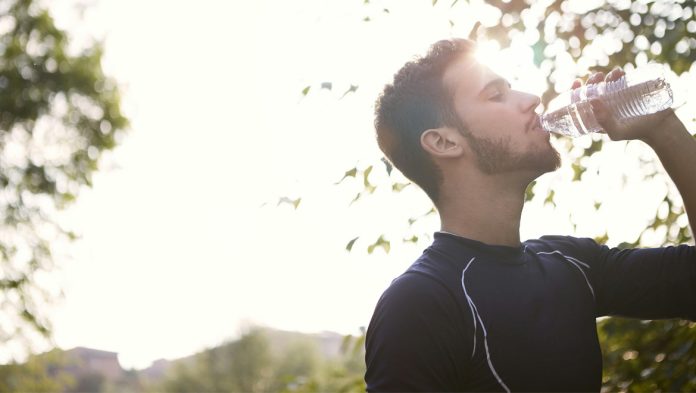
[{"xmin": 32, "ymin": 0, "xmax": 694, "ymax": 370}]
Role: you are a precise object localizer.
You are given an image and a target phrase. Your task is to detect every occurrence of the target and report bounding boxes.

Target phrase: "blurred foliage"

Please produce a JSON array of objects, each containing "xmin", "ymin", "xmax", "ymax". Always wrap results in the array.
[
  {"xmin": 155, "ymin": 327, "xmax": 366, "ymax": 393},
  {"xmin": 0, "ymin": 347, "xmax": 143, "ymax": 393},
  {"xmin": 0, "ymin": 349, "xmax": 73, "ymax": 392},
  {"xmin": 305, "ymin": 0, "xmax": 696, "ymax": 391},
  {"xmin": 157, "ymin": 329, "xmax": 274, "ymax": 392},
  {"xmin": 0, "ymin": 0, "xmax": 128, "ymax": 351},
  {"xmin": 598, "ymin": 319, "xmax": 696, "ymax": 392},
  {"xmin": 0, "ymin": 328, "xmax": 367, "ymax": 393}
]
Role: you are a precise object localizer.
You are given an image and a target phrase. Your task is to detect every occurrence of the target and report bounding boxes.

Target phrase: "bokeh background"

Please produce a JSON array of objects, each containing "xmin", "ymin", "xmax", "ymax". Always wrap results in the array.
[{"xmin": 0, "ymin": 0, "xmax": 695, "ymax": 391}]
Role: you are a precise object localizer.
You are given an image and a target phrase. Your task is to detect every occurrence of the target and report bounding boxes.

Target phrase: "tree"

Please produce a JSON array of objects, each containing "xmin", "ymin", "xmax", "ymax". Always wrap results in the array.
[
  {"xmin": 160, "ymin": 328, "xmax": 275, "ymax": 393},
  {"xmin": 270, "ymin": 339, "xmax": 321, "ymax": 392},
  {"xmin": 305, "ymin": 0, "xmax": 696, "ymax": 389},
  {"xmin": 0, "ymin": 349, "xmax": 74, "ymax": 392},
  {"xmin": 598, "ymin": 318, "xmax": 696, "ymax": 391},
  {"xmin": 156, "ymin": 327, "xmax": 365, "ymax": 393},
  {"xmin": 0, "ymin": 0, "xmax": 127, "ymax": 353}
]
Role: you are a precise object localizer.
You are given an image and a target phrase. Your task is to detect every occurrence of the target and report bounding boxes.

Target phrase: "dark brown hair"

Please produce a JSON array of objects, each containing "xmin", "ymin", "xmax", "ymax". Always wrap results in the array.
[{"xmin": 374, "ymin": 38, "xmax": 475, "ymax": 205}]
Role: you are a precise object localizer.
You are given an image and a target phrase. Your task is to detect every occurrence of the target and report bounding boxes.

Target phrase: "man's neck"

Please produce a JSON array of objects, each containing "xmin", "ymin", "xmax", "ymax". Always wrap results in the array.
[{"xmin": 438, "ymin": 175, "xmax": 527, "ymax": 247}]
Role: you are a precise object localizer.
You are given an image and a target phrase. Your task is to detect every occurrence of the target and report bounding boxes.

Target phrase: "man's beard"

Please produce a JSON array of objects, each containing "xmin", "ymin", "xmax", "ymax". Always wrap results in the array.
[{"xmin": 464, "ymin": 133, "xmax": 561, "ymax": 175}]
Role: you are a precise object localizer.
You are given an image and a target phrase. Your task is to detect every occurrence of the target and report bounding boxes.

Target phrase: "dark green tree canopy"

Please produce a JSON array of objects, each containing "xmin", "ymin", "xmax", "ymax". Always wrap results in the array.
[{"xmin": 0, "ymin": 0, "xmax": 127, "ymax": 351}]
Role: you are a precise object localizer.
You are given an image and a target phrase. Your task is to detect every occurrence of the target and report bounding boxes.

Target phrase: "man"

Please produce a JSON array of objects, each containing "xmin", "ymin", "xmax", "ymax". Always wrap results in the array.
[{"xmin": 364, "ymin": 38, "xmax": 696, "ymax": 392}]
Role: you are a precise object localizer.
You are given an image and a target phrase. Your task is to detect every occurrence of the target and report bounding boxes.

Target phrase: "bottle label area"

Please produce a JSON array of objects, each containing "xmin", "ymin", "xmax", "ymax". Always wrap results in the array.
[{"xmin": 541, "ymin": 77, "xmax": 673, "ymax": 137}]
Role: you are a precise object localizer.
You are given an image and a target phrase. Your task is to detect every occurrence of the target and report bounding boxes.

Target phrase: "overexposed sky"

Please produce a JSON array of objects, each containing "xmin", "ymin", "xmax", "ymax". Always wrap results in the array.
[
  {"xmin": 46, "ymin": 0, "xmax": 450, "ymax": 369},
  {"xmin": 37, "ymin": 0, "xmax": 694, "ymax": 370}
]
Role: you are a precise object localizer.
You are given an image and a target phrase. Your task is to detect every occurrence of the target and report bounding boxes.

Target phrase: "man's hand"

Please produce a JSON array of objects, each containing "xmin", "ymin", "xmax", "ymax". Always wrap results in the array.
[
  {"xmin": 573, "ymin": 67, "xmax": 696, "ymax": 242},
  {"xmin": 571, "ymin": 68, "xmax": 682, "ymax": 143}
]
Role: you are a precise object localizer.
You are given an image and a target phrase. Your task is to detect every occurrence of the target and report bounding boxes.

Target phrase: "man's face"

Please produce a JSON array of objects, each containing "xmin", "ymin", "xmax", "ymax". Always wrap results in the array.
[{"xmin": 442, "ymin": 55, "xmax": 560, "ymax": 176}]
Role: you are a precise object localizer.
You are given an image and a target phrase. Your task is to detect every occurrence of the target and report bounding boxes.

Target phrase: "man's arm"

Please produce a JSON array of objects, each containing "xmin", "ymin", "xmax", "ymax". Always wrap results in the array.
[
  {"xmin": 588, "ymin": 69, "xmax": 695, "ymax": 241},
  {"xmin": 642, "ymin": 114, "xmax": 696, "ymax": 242},
  {"xmin": 579, "ymin": 71, "xmax": 696, "ymax": 318},
  {"xmin": 589, "ymin": 241, "xmax": 696, "ymax": 320}
]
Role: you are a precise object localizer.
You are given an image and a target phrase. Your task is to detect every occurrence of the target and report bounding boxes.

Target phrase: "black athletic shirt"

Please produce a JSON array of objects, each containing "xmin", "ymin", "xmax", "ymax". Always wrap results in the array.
[{"xmin": 365, "ymin": 232, "xmax": 696, "ymax": 392}]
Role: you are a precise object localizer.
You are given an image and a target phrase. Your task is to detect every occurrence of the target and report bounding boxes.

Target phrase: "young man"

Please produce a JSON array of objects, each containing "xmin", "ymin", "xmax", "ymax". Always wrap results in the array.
[{"xmin": 364, "ymin": 38, "xmax": 696, "ymax": 392}]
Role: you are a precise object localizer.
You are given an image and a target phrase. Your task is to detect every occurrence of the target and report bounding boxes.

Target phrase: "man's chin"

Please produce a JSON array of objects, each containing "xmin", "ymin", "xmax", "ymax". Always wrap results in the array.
[
  {"xmin": 520, "ymin": 147, "xmax": 561, "ymax": 175},
  {"xmin": 545, "ymin": 148, "xmax": 562, "ymax": 172},
  {"xmin": 469, "ymin": 135, "xmax": 561, "ymax": 175}
]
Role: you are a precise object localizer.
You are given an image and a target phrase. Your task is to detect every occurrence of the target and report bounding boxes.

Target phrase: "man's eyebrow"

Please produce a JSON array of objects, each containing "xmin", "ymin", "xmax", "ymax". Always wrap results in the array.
[{"xmin": 479, "ymin": 77, "xmax": 511, "ymax": 96}]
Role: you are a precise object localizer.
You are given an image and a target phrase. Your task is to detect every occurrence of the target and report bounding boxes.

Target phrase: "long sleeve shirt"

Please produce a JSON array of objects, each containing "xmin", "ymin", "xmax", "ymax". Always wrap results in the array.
[{"xmin": 364, "ymin": 231, "xmax": 696, "ymax": 392}]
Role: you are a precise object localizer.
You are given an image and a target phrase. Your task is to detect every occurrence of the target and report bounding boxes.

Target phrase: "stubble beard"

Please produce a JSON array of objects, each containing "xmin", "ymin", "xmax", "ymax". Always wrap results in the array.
[{"xmin": 465, "ymin": 132, "xmax": 561, "ymax": 176}]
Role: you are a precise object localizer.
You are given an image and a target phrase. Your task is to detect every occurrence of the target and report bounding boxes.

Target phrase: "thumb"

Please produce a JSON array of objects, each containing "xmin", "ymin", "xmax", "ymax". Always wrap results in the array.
[{"xmin": 590, "ymin": 99, "xmax": 617, "ymax": 132}]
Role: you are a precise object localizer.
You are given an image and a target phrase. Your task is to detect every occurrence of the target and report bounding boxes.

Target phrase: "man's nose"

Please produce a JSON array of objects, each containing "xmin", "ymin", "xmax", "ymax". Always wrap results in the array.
[{"xmin": 520, "ymin": 93, "xmax": 541, "ymax": 113}]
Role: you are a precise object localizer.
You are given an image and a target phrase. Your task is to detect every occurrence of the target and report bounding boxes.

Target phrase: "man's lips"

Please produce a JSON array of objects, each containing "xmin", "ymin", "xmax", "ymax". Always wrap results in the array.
[{"xmin": 527, "ymin": 114, "xmax": 543, "ymax": 132}]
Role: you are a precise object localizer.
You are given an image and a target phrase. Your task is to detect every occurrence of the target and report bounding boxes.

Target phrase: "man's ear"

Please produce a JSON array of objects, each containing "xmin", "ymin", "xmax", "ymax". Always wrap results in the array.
[{"xmin": 421, "ymin": 127, "xmax": 464, "ymax": 159}]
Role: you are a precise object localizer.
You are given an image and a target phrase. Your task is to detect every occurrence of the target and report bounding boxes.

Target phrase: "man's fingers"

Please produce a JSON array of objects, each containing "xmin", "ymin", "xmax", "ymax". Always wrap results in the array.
[
  {"xmin": 606, "ymin": 67, "xmax": 625, "ymax": 82},
  {"xmin": 587, "ymin": 72, "xmax": 605, "ymax": 85},
  {"xmin": 573, "ymin": 68, "xmax": 623, "ymax": 89},
  {"xmin": 590, "ymin": 99, "xmax": 615, "ymax": 133}
]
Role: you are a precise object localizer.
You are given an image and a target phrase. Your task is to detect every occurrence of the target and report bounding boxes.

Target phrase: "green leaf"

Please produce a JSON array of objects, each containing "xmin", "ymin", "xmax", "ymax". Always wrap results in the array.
[
  {"xmin": 571, "ymin": 162, "xmax": 585, "ymax": 182},
  {"xmin": 340, "ymin": 84, "xmax": 359, "ymax": 99},
  {"xmin": 532, "ymin": 40, "xmax": 546, "ymax": 67},
  {"xmin": 524, "ymin": 180, "xmax": 537, "ymax": 202},
  {"xmin": 336, "ymin": 167, "xmax": 358, "ymax": 184},
  {"xmin": 586, "ymin": 138, "xmax": 604, "ymax": 156},
  {"xmin": 367, "ymin": 235, "xmax": 390, "ymax": 254},
  {"xmin": 349, "ymin": 192, "xmax": 362, "ymax": 206},
  {"xmin": 346, "ymin": 237, "xmax": 359, "ymax": 252},
  {"xmin": 403, "ymin": 235, "xmax": 418, "ymax": 243},
  {"xmin": 544, "ymin": 190, "xmax": 556, "ymax": 207},
  {"xmin": 392, "ymin": 182, "xmax": 410, "ymax": 192},
  {"xmin": 301, "ymin": 85, "xmax": 311, "ymax": 96},
  {"xmin": 594, "ymin": 233, "xmax": 609, "ymax": 244},
  {"xmin": 381, "ymin": 157, "xmax": 393, "ymax": 175},
  {"xmin": 362, "ymin": 165, "xmax": 373, "ymax": 188},
  {"xmin": 277, "ymin": 197, "xmax": 301, "ymax": 209}
]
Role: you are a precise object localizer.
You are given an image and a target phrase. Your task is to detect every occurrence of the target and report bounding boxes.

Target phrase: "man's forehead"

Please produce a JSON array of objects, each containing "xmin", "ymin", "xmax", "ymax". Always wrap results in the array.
[{"xmin": 442, "ymin": 56, "xmax": 496, "ymax": 98}]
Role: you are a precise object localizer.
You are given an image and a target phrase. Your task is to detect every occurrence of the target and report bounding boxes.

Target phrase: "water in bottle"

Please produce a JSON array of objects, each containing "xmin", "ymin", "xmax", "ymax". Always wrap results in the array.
[{"xmin": 541, "ymin": 64, "xmax": 674, "ymax": 137}]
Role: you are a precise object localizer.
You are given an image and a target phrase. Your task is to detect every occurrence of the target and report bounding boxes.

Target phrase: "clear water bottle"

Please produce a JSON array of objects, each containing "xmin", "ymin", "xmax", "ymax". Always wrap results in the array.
[{"xmin": 541, "ymin": 64, "xmax": 674, "ymax": 137}]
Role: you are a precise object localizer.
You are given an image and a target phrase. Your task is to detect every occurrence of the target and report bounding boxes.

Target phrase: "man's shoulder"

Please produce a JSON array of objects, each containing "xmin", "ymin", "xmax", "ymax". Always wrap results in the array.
[
  {"xmin": 527, "ymin": 234, "xmax": 601, "ymax": 253},
  {"xmin": 371, "ymin": 264, "xmax": 468, "ymax": 329},
  {"xmin": 380, "ymin": 269, "xmax": 453, "ymax": 307},
  {"xmin": 367, "ymin": 267, "xmax": 474, "ymax": 349}
]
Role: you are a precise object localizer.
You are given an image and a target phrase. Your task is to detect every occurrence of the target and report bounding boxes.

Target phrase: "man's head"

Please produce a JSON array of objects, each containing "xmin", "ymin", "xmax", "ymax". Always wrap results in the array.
[{"xmin": 375, "ymin": 38, "xmax": 560, "ymax": 205}]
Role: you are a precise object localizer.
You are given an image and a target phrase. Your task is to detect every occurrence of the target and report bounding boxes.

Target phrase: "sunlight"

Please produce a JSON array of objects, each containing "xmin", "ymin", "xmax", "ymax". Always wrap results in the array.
[
  {"xmin": 474, "ymin": 39, "xmax": 508, "ymax": 79},
  {"xmin": 474, "ymin": 39, "xmax": 548, "ymax": 100}
]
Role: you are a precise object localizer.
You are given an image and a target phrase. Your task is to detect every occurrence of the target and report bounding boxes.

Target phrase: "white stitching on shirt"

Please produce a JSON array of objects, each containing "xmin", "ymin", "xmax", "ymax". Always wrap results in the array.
[
  {"xmin": 537, "ymin": 250, "xmax": 595, "ymax": 299},
  {"xmin": 461, "ymin": 258, "xmax": 478, "ymax": 359},
  {"xmin": 461, "ymin": 257, "xmax": 511, "ymax": 393},
  {"xmin": 537, "ymin": 250, "xmax": 590, "ymax": 269}
]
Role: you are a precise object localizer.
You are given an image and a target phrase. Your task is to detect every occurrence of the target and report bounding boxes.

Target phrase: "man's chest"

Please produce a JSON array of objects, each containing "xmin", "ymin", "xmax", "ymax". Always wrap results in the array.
[{"xmin": 460, "ymin": 259, "xmax": 603, "ymax": 391}]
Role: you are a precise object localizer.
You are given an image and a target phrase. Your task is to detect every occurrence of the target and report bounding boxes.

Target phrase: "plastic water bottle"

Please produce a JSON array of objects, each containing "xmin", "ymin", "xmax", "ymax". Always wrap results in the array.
[{"xmin": 541, "ymin": 64, "xmax": 674, "ymax": 137}]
